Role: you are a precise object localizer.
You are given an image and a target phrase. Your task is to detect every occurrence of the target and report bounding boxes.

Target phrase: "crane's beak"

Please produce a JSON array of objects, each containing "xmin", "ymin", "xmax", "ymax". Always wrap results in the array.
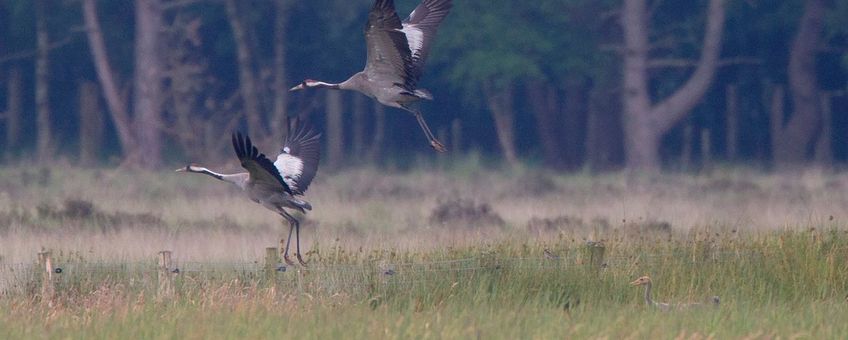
[
  {"xmin": 175, "ymin": 165, "xmax": 189, "ymax": 172},
  {"xmin": 289, "ymin": 84, "xmax": 305, "ymax": 91},
  {"xmin": 629, "ymin": 279, "xmax": 642, "ymax": 286}
]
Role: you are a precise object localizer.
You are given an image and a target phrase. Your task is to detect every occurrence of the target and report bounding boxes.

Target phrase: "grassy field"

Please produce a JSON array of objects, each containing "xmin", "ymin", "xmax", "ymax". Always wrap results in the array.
[{"xmin": 1, "ymin": 163, "xmax": 847, "ymax": 338}]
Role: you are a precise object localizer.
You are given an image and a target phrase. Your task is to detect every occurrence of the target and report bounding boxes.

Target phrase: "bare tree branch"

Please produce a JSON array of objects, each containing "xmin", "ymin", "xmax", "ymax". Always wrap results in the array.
[
  {"xmin": 648, "ymin": 57, "xmax": 761, "ymax": 69},
  {"xmin": 0, "ymin": 33, "xmax": 80, "ymax": 64},
  {"xmin": 652, "ymin": 0, "xmax": 726, "ymax": 133},
  {"xmin": 81, "ymin": 0, "xmax": 137, "ymax": 157},
  {"xmin": 161, "ymin": 0, "xmax": 212, "ymax": 11}
]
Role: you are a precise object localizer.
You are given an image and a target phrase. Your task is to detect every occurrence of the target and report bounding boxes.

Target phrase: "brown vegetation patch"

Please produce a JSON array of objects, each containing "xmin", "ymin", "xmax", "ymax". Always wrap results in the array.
[
  {"xmin": 34, "ymin": 198, "xmax": 164, "ymax": 231},
  {"xmin": 526, "ymin": 215, "xmax": 614, "ymax": 235},
  {"xmin": 622, "ymin": 218, "xmax": 672, "ymax": 235},
  {"xmin": 428, "ymin": 198, "xmax": 505, "ymax": 228},
  {"xmin": 340, "ymin": 177, "xmax": 419, "ymax": 200},
  {"xmin": 511, "ymin": 171, "xmax": 558, "ymax": 196},
  {"xmin": 526, "ymin": 215, "xmax": 585, "ymax": 234},
  {"xmin": 698, "ymin": 178, "xmax": 763, "ymax": 195}
]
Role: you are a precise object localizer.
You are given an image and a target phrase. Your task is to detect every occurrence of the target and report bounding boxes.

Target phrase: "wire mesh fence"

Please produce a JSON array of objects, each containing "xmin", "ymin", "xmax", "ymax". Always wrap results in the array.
[{"xmin": 0, "ymin": 245, "xmax": 765, "ymax": 300}]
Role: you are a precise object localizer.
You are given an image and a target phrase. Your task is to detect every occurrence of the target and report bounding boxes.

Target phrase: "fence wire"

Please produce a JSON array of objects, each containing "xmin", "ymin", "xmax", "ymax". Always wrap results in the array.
[{"xmin": 0, "ymin": 249, "xmax": 763, "ymax": 297}]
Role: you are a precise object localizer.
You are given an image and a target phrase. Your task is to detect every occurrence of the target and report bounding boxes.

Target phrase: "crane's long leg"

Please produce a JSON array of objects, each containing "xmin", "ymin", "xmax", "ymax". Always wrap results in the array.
[
  {"xmin": 401, "ymin": 106, "xmax": 447, "ymax": 152},
  {"xmin": 415, "ymin": 112, "xmax": 446, "ymax": 152},
  {"xmin": 294, "ymin": 218, "xmax": 308, "ymax": 266},
  {"xmin": 281, "ymin": 213, "xmax": 297, "ymax": 266}
]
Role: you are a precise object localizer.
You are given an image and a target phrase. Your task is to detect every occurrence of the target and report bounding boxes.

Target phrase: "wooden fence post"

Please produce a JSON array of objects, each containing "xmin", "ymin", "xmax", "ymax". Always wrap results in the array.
[
  {"xmin": 158, "ymin": 250, "xmax": 173, "ymax": 299},
  {"xmin": 264, "ymin": 247, "xmax": 280, "ymax": 282},
  {"xmin": 586, "ymin": 242, "xmax": 605, "ymax": 272},
  {"xmin": 38, "ymin": 249, "xmax": 55, "ymax": 305}
]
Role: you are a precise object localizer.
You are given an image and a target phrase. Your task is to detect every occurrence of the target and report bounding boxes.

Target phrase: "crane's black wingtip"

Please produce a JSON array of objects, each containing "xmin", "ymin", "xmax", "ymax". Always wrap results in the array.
[{"xmin": 232, "ymin": 131, "xmax": 252, "ymax": 160}]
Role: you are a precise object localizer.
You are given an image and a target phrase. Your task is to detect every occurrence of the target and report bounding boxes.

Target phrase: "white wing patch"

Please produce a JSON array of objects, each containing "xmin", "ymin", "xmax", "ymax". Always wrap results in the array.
[
  {"xmin": 274, "ymin": 153, "xmax": 303, "ymax": 190},
  {"xmin": 400, "ymin": 24, "xmax": 424, "ymax": 57}
]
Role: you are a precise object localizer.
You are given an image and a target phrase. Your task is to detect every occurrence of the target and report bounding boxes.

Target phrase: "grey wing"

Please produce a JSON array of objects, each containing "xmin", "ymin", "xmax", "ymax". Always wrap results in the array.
[
  {"xmin": 274, "ymin": 120, "xmax": 321, "ymax": 195},
  {"xmin": 232, "ymin": 132, "xmax": 293, "ymax": 195},
  {"xmin": 402, "ymin": 0, "xmax": 452, "ymax": 82},
  {"xmin": 364, "ymin": 0, "xmax": 416, "ymax": 90}
]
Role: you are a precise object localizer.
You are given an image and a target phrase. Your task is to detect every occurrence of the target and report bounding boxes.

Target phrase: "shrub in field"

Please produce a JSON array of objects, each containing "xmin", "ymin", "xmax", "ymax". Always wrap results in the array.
[
  {"xmin": 526, "ymin": 215, "xmax": 586, "ymax": 234},
  {"xmin": 511, "ymin": 170, "xmax": 558, "ymax": 196},
  {"xmin": 35, "ymin": 198, "xmax": 163, "ymax": 231},
  {"xmin": 621, "ymin": 218, "xmax": 672, "ymax": 235},
  {"xmin": 429, "ymin": 198, "xmax": 505, "ymax": 228}
]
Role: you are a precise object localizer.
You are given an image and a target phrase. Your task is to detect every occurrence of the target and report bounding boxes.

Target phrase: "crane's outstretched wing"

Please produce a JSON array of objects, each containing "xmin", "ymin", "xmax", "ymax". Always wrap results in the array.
[
  {"xmin": 232, "ymin": 132, "xmax": 293, "ymax": 195},
  {"xmin": 402, "ymin": 0, "xmax": 452, "ymax": 82},
  {"xmin": 364, "ymin": 0, "xmax": 417, "ymax": 90},
  {"xmin": 274, "ymin": 119, "xmax": 321, "ymax": 195}
]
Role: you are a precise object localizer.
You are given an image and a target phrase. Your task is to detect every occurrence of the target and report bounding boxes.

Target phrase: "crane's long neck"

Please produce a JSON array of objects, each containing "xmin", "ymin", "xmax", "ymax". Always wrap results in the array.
[
  {"xmin": 310, "ymin": 81, "xmax": 342, "ymax": 90},
  {"xmin": 186, "ymin": 166, "xmax": 248, "ymax": 189},
  {"xmin": 643, "ymin": 282, "xmax": 654, "ymax": 306}
]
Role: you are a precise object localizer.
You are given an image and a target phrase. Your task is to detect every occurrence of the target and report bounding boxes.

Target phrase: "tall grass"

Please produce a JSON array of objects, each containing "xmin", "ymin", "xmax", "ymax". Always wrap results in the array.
[
  {"xmin": 1, "ymin": 231, "xmax": 847, "ymax": 338},
  {"xmin": 1, "ymin": 165, "xmax": 847, "ymax": 337}
]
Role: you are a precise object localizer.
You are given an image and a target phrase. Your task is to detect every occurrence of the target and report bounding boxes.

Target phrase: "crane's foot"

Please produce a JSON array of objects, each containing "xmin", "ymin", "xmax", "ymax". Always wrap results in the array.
[
  {"xmin": 283, "ymin": 254, "xmax": 296, "ymax": 266},
  {"xmin": 430, "ymin": 139, "xmax": 447, "ymax": 153},
  {"xmin": 296, "ymin": 253, "xmax": 309, "ymax": 266}
]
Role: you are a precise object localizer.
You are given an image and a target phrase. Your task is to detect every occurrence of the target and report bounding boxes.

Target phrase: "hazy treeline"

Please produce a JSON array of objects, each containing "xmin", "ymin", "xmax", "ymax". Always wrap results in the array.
[{"xmin": 0, "ymin": 0, "xmax": 846, "ymax": 171}]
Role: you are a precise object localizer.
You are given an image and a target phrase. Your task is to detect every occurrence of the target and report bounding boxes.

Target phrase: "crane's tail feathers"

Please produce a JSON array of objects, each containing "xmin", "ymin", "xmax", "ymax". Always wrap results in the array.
[
  {"xmin": 414, "ymin": 89, "xmax": 433, "ymax": 100},
  {"xmin": 291, "ymin": 198, "xmax": 312, "ymax": 211},
  {"xmin": 399, "ymin": 88, "xmax": 434, "ymax": 101}
]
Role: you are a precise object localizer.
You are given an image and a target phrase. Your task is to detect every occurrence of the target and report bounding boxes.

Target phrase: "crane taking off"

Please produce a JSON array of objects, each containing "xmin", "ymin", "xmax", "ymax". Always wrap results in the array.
[
  {"xmin": 177, "ymin": 121, "xmax": 321, "ymax": 266},
  {"xmin": 290, "ymin": 0, "xmax": 453, "ymax": 152}
]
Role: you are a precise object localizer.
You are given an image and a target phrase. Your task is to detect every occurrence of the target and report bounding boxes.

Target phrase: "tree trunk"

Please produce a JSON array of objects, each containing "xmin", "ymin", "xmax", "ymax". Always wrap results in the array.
[
  {"xmin": 526, "ymin": 80, "xmax": 564, "ymax": 169},
  {"xmin": 814, "ymin": 92, "xmax": 832, "ymax": 166},
  {"xmin": 773, "ymin": 0, "xmax": 826, "ymax": 167},
  {"xmin": 768, "ymin": 85, "xmax": 785, "ymax": 161},
  {"xmin": 700, "ymin": 128, "xmax": 712, "ymax": 172},
  {"xmin": 134, "ymin": 0, "xmax": 163, "ymax": 168},
  {"xmin": 161, "ymin": 14, "xmax": 210, "ymax": 162},
  {"xmin": 367, "ymin": 102, "xmax": 385, "ymax": 162},
  {"xmin": 725, "ymin": 84, "xmax": 738, "ymax": 161},
  {"xmin": 681, "ymin": 125, "xmax": 694, "ymax": 171},
  {"xmin": 35, "ymin": 0, "xmax": 52, "ymax": 162},
  {"xmin": 620, "ymin": 0, "xmax": 726, "ymax": 172},
  {"xmin": 562, "ymin": 77, "xmax": 589, "ymax": 170},
  {"xmin": 5, "ymin": 68, "xmax": 22, "ymax": 160},
  {"xmin": 271, "ymin": 0, "xmax": 291, "ymax": 142},
  {"xmin": 450, "ymin": 118, "xmax": 462, "ymax": 154},
  {"xmin": 351, "ymin": 94, "xmax": 367, "ymax": 158},
  {"xmin": 325, "ymin": 91, "xmax": 344, "ymax": 169},
  {"xmin": 483, "ymin": 81, "xmax": 519, "ymax": 166},
  {"xmin": 225, "ymin": 0, "xmax": 264, "ymax": 139},
  {"xmin": 79, "ymin": 81, "xmax": 103, "ymax": 166},
  {"xmin": 621, "ymin": 0, "xmax": 659, "ymax": 171},
  {"xmin": 82, "ymin": 0, "xmax": 137, "ymax": 163},
  {"xmin": 585, "ymin": 81, "xmax": 623, "ymax": 172}
]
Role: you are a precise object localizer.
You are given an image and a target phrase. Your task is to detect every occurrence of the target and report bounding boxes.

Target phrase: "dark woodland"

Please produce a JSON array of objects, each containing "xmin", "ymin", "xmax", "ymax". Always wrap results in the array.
[{"xmin": 1, "ymin": 0, "xmax": 847, "ymax": 172}]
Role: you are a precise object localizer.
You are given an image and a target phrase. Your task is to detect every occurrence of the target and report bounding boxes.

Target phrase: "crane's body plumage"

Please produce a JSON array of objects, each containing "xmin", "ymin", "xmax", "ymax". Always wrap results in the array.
[
  {"xmin": 291, "ymin": 0, "xmax": 452, "ymax": 152},
  {"xmin": 178, "ymin": 121, "xmax": 321, "ymax": 266}
]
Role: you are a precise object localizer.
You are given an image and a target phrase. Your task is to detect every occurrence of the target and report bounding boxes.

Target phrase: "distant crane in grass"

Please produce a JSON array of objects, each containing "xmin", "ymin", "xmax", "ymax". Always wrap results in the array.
[
  {"xmin": 630, "ymin": 276, "xmax": 720, "ymax": 311},
  {"xmin": 177, "ymin": 120, "xmax": 321, "ymax": 266},
  {"xmin": 289, "ymin": 0, "xmax": 452, "ymax": 152}
]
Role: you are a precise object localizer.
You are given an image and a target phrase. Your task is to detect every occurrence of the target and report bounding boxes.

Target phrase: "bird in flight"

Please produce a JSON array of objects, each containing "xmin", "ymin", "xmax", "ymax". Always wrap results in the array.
[
  {"xmin": 290, "ymin": 0, "xmax": 453, "ymax": 152},
  {"xmin": 177, "ymin": 120, "xmax": 321, "ymax": 266}
]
